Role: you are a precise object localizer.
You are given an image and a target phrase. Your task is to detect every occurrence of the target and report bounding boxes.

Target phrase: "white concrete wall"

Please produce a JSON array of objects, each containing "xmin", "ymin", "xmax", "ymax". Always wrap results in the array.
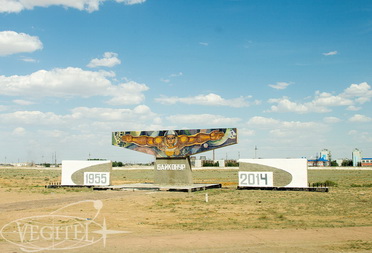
[{"xmin": 239, "ymin": 158, "xmax": 308, "ymax": 187}]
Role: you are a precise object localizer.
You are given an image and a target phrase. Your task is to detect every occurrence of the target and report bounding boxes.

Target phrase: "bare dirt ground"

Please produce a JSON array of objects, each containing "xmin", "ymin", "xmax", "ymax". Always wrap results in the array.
[{"xmin": 1, "ymin": 189, "xmax": 371, "ymax": 253}]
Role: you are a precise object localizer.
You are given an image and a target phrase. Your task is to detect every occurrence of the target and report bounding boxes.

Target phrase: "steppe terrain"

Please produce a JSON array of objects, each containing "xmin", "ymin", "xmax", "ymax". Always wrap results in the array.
[{"xmin": 0, "ymin": 167, "xmax": 371, "ymax": 252}]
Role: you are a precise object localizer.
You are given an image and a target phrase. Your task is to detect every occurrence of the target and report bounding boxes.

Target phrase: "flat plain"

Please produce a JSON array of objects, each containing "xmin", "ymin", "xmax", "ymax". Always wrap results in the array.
[{"xmin": 0, "ymin": 167, "xmax": 371, "ymax": 252}]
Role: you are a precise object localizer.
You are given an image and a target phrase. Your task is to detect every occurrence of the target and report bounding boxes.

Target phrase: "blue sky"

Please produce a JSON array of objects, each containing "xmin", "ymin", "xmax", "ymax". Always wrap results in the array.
[{"xmin": 1, "ymin": 0, "xmax": 372, "ymax": 164}]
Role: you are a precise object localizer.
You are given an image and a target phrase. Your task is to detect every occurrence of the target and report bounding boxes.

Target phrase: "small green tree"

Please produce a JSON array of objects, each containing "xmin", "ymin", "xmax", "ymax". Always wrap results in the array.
[
  {"xmin": 341, "ymin": 159, "xmax": 353, "ymax": 166},
  {"xmin": 330, "ymin": 160, "xmax": 338, "ymax": 167}
]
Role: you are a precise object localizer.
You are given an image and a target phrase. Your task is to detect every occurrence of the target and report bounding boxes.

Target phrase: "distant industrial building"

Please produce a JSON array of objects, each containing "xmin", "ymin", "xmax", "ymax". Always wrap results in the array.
[
  {"xmin": 307, "ymin": 148, "xmax": 371, "ymax": 167},
  {"xmin": 352, "ymin": 148, "xmax": 362, "ymax": 167},
  {"xmin": 307, "ymin": 157, "xmax": 330, "ymax": 167},
  {"xmin": 307, "ymin": 149, "xmax": 331, "ymax": 167},
  {"xmin": 361, "ymin": 158, "xmax": 372, "ymax": 167}
]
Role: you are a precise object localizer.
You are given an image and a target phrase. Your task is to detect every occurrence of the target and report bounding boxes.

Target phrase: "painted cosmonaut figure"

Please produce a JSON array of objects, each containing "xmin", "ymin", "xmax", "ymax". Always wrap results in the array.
[{"xmin": 121, "ymin": 130, "xmax": 225, "ymax": 157}]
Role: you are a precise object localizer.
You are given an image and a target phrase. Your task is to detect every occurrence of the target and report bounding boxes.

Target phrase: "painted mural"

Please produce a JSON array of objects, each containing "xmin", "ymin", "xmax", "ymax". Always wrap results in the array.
[{"xmin": 112, "ymin": 128, "xmax": 238, "ymax": 158}]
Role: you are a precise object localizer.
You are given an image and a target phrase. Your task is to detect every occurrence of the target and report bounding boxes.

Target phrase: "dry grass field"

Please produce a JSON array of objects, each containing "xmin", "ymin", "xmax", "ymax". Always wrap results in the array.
[{"xmin": 0, "ymin": 167, "xmax": 371, "ymax": 252}]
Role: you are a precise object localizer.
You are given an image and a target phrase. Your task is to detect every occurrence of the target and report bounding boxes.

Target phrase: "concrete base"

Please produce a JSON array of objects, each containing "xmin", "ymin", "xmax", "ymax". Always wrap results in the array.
[
  {"xmin": 154, "ymin": 157, "xmax": 193, "ymax": 185},
  {"xmin": 94, "ymin": 183, "xmax": 222, "ymax": 192},
  {"xmin": 237, "ymin": 186, "xmax": 329, "ymax": 192}
]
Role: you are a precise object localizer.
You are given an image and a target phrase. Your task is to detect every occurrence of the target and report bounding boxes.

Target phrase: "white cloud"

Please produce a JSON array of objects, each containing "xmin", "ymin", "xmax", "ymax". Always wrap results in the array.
[
  {"xmin": 313, "ymin": 91, "xmax": 353, "ymax": 107},
  {"xmin": 199, "ymin": 42, "xmax": 208, "ymax": 46},
  {"xmin": 346, "ymin": 105, "xmax": 361, "ymax": 111},
  {"xmin": 0, "ymin": 106, "xmax": 157, "ymax": 131},
  {"xmin": 268, "ymin": 98, "xmax": 315, "ymax": 113},
  {"xmin": 0, "ymin": 0, "xmax": 146, "ymax": 13},
  {"xmin": 20, "ymin": 56, "xmax": 38, "ymax": 62},
  {"xmin": 12, "ymin": 127, "xmax": 26, "ymax": 136},
  {"xmin": 87, "ymin": 52, "xmax": 121, "ymax": 68},
  {"xmin": 0, "ymin": 111, "xmax": 66, "ymax": 125},
  {"xmin": 13, "ymin": 99, "xmax": 35, "ymax": 105},
  {"xmin": 116, "ymin": 0, "xmax": 146, "ymax": 5},
  {"xmin": 248, "ymin": 116, "xmax": 318, "ymax": 129},
  {"xmin": 106, "ymin": 81, "xmax": 149, "ymax": 105},
  {"xmin": 160, "ymin": 72, "xmax": 183, "ymax": 83},
  {"xmin": 170, "ymin": 72, "xmax": 183, "ymax": 78},
  {"xmin": 341, "ymin": 82, "xmax": 372, "ymax": 104},
  {"xmin": 238, "ymin": 128, "xmax": 255, "ymax": 136},
  {"xmin": 268, "ymin": 83, "xmax": 370, "ymax": 114},
  {"xmin": 70, "ymin": 105, "xmax": 155, "ymax": 121},
  {"xmin": 268, "ymin": 82, "xmax": 291, "ymax": 90},
  {"xmin": 0, "ymin": 67, "xmax": 149, "ymax": 105},
  {"xmin": 0, "ymin": 31, "xmax": 42, "ymax": 56},
  {"xmin": 247, "ymin": 116, "xmax": 280, "ymax": 126},
  {"xmin": 247, "ymin": 116, "xmax": 325, "ymax": 139},
  {"xmin": 323, "ymin": 116, "xmax": 341, "ymax": 123},
  {"xmin": 349, "ymin": 114, "xmax": 372, "ymax": 123},
  {"xmin": 348, "ymin": 130, "xmax": 372, "ymax": 143},
  {"xmin": 0, "ymin": 67, "xmax": 113, "ymax": 97},
  {"xmin": 160, "ymin": 78, "xmax": 170, "ymax": 83},
  {"xmin": 155, "ymin": 93, "xmax": 252, "ymax": 108},
  {"xmin": 167, "ymin": 114, "xmax": 241, "ymax": 126},
  {"xmin": 323, "ymin": 51, "xmax": 338, "ymax": 56}
]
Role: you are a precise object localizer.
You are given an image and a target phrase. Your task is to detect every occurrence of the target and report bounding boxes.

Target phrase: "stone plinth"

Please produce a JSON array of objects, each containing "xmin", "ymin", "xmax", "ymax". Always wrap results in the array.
[{"xmin": 154, "ymin": 157, "xmax": 193, "ymax": 185}]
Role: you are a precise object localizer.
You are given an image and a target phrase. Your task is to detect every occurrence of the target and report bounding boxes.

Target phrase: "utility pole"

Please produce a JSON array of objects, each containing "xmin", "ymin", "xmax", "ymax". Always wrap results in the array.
[{"xmin": 254, "ymin": 146, "xmax": 258, "ymax": 159}]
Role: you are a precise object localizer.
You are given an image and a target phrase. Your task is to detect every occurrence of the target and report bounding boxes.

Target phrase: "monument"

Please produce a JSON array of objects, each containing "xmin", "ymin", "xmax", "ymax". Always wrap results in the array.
[
  {"xmin": 61, "ymin": 160, "xmax": 112, "ymax": 186},
  {"xmin": 238, "ymin": 158, "xmax": 327, "ymax": 192},
  {"xmin": 112, "ymin": 128, "xmax": 238, "ymax": 186}
]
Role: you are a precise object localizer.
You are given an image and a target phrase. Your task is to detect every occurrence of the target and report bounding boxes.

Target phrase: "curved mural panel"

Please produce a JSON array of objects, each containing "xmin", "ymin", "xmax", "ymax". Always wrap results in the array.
[{"xmin": 112, "ymin": 128, "xmax": 238, "ymax": 158}]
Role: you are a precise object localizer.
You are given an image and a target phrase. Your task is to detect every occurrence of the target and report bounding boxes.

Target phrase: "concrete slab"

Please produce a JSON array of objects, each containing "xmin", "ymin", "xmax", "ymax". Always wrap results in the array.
[
  {"xmin": 93, "ymin": 183, "xmax": 222, "ymax": 192},
  {"xmin": 237, "ymin": 186, "xmax": 329, "ymax": 192}
]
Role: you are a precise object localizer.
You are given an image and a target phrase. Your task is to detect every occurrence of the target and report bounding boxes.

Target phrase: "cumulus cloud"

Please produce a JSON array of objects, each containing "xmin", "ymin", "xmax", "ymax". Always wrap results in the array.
[
  {"xmin": 323, "ymin": 51, "xmax": 338, "ymax": 56},
  {"xmin": 0, "ymin": 111, "xmax": 66, "ymax": 125},
  {"xmin": 70, "ymin": 105, "xmax": 155, "ymax": 121},
  {"xmin": 346, "ymin": 105, "xmax": 361, "ymax": 111},
  {"xmin": 167, "ymin": 114, "xmax": 241, "ymax": 126},
  {"xmin": 341, "ymin": 82, "xmax": 372, "ymax": 104},
  {"xmin": 349, "ymin": 114, "xmax": 372, "ymax": 123},
  {"xmin": 106, "ymin": 81, "xmax": 149, "ymax": 105},
  {"xmin": 0, "ymin": 0, "xmax": 146, "ymax": 13},
  {"xmin": 0, "ymin": 106, "xmax": 157, "ymax": 129},
  {"xmin": 268, "ymin": 82, "xmax": 370, "ymax": 114},
  {"xmin": 248, "ymin": 116, "xmax": 319, "ymax": 129},
  {"xmin": 247, "ymin": 116, "xmax": 280, "ymax": 126},
  {"xmin": 155, "ymin": 93, "xmax": 253, "ymax": 108},
  {"xmin": 0, "ymin": 31, "xmax": 43, "ymax": 56},
  {"xmin": 268, "ymin": 97, "xmax": 316, "ymax": 113},
  {"xmin": 0, "ymin": 67, "xmax": 113, "ymax": 97},
  {"xmin": 268, "ymin": 82, "xmax": 291, "ymax": 90},
  {"xmin": 0, "ymin": 67, "xmax": 149, "ymax": 105},
  {"xmin": 323, "ymin": 116, "xmax": 341, "ymax": 123},
  {"xmin": 13, "ymin": 99, "xmax": 35, "ymax": 105},
  {"xmin": 247, "ymin": 116, "xmax": 325, "ymax": 139},
  {"xmin": 87, "ymin": 52, "xmax": 121, "ymax": 68}
]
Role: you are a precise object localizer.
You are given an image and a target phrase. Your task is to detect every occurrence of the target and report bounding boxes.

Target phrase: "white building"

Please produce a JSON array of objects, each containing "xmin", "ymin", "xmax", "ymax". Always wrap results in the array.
[
  {"xmin": 320, "ymin": 149, "xmax": 331, "ymax": 161},
  {"xmin": 352, "ymin": 148, "xmax": 362, "ymax": 167}
]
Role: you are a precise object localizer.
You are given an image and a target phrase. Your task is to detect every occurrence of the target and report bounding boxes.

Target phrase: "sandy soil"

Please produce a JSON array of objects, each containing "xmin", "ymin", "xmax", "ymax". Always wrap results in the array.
[{"xmin": 0, "ymin": 189, "xmax": 371, "ymax": 253}]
